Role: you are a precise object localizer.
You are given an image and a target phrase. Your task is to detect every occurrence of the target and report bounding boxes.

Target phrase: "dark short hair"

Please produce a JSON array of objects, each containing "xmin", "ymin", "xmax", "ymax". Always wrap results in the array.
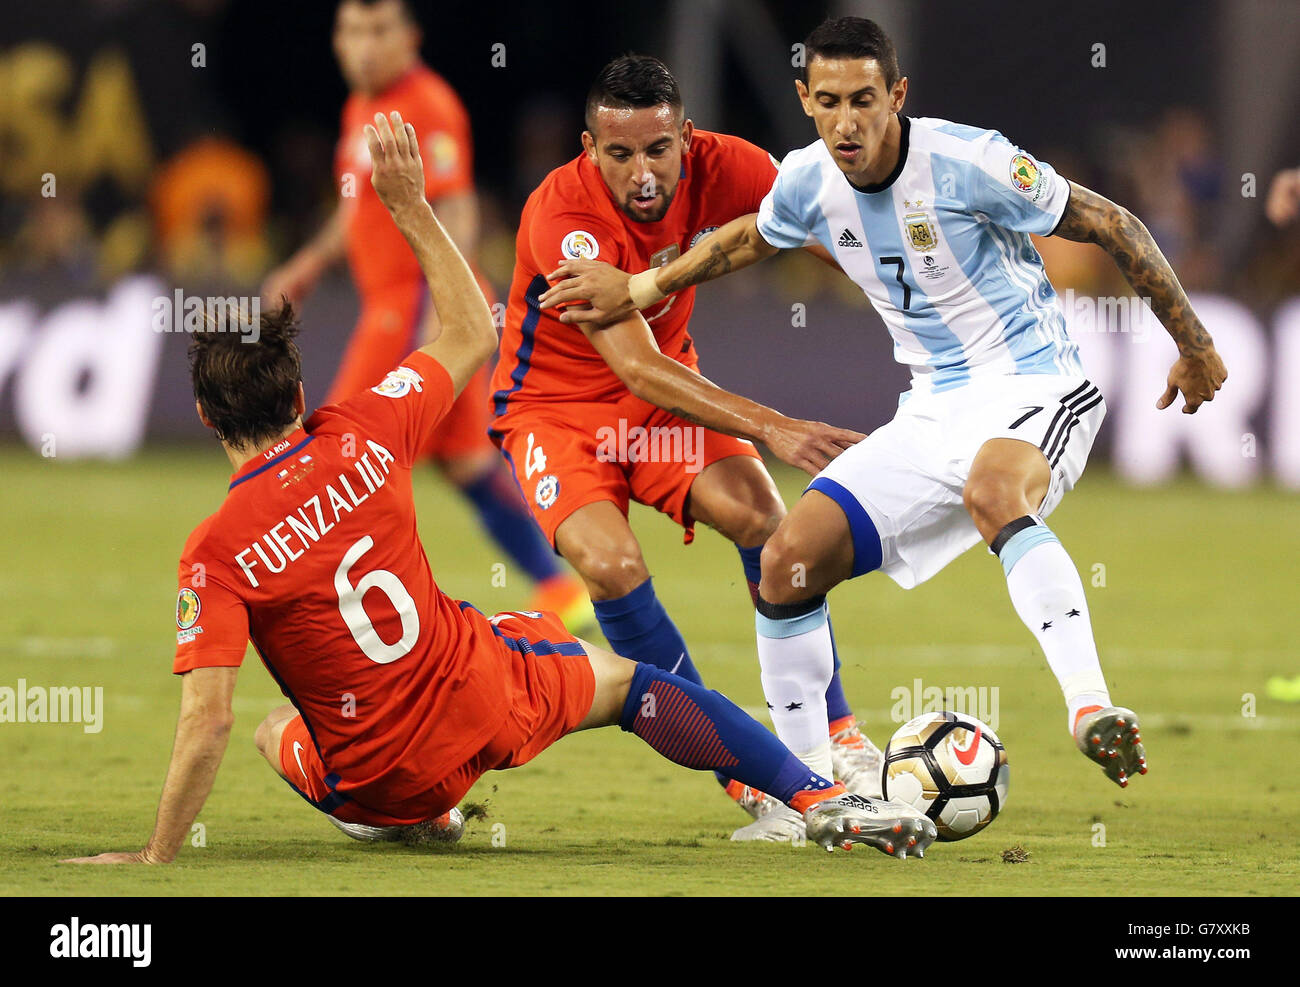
[
  {"xmin": 802, "ymin": 16, "xmax": 901, "ymax": 89},
  {"xmin": 337, "ymin": 0, "xmax": 416, "ymax": 24},
  {"xmin": 189, "ymin": 303, "xmax": 302, "ymax": 450},
  {"xmin": 584, "ymin": 54, "xmax": 683, "ymax": 133}
]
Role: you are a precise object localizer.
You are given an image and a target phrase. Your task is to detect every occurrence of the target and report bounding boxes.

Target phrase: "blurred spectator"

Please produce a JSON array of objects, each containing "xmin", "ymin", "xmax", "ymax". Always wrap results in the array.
[
  {"xmin": 1266, "ymin": 167, "xmax": 1300, "ymax": 228},
  {"xmin": 150, "ymin": 136, "xmax": 270, "ymax": 285},
  {"xmin": 1125, "ymin": 107, "xmax": 1223, "ymax": 290}
]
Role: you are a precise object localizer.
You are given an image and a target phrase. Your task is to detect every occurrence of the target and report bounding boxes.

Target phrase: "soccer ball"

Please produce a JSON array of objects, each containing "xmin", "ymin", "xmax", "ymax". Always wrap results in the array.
[{"xmin": 882, "ymin": 711, "xmax": 1009, "ymax": 841}]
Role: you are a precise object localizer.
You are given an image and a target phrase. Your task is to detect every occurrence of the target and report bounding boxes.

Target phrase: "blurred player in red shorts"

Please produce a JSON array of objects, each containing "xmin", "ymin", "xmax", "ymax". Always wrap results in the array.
[
  {"xmin": 64, "ymin": 113, "xmax": 933, "ymax": 863},
  {"xmin": 491, "ymin": 55, "xmax": 882, "ymax": 836},
  {"xmin": 261, "ymin": 0, "xmax": 589, "ymax": 627}
]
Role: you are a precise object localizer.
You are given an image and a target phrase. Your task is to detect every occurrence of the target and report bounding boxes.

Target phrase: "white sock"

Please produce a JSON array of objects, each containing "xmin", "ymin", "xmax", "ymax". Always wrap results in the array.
[
  {"xmin": 999, "ymin": 523, "xmax": 1111, "ymax": 732},
  {"xmin": 755, "ymin": 600, "xmax": 835, "ymax": 780}
]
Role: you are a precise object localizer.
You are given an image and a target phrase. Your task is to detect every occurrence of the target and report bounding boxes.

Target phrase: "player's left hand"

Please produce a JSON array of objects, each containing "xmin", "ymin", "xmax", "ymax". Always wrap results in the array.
[
  {"xmin": 61, "ymin": 850, "xmax": 155, "ymax": 865},
  {"xmin": 540, "ymin": 259, "xmax": 637, "ymax": 326},
  {"xmin": 1158, "ymin": 347, "xmax": 1227, "ymax": 414},
  {"xmin": 365, "ymin": 110, "xmax": 426, "ymax": 215}
]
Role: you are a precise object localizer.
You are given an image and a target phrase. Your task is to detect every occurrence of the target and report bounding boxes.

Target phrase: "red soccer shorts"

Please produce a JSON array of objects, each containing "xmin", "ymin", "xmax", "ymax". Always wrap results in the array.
[
  {"xmin": 491, "ymin": 391, "xmax": 762, "ymax": 546},
  {"xmin": 278, "ymin": 609, "xmax": 595, "ymax": 826},
  {"xmin": 327, "ymin": 282, "xmax": 493, "ymax": 461}
]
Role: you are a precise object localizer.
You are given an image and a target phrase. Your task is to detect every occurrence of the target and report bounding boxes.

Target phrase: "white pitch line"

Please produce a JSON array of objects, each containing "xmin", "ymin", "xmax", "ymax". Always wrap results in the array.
[{"xmin": 11, "ymin": 637, "xmax": 116, "ymax": 658}]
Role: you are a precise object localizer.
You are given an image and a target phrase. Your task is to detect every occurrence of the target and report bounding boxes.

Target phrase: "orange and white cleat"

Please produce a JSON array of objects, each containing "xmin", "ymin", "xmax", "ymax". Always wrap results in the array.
[
  {"xmin": 528, "ymin": 575, "xmax": 595, "ymax": 635},
  {"xmin": 724, "ymin": 779, "xmax": 782, "ymax": 821},
  {"xmin": 1074, "ymin": 706, "xmax": 1148, "ymax": 788},
  {"xmin": 803, "ymin": 793, "xmax": 936, "ymax": 859}
]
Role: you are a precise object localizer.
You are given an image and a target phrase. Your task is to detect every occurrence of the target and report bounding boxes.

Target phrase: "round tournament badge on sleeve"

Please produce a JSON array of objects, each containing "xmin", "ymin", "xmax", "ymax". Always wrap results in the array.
[
  {"xmin": 176, "ymin": 588, "xmax": 201, "ymax": 630},
  {"xmin": 1009, "ymin": 153, "xmax": 1043, "ymax": 194},
  {"xmin": 371, "ymin": 366, "xmax": 426, "ymax": 399},
  {"xmin": 561, "ymin": 230, "xmax": 600, "ymax": 260},
  {"xmin": 690, "ymin": 226, "xmax": 720, "ymax": 248}
]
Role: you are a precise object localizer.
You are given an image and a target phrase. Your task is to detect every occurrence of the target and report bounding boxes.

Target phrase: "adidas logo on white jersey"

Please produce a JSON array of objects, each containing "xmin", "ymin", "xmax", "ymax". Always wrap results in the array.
[{"xmin": 838, "ymin": 228, "xmax": 863, "ymax": 248}]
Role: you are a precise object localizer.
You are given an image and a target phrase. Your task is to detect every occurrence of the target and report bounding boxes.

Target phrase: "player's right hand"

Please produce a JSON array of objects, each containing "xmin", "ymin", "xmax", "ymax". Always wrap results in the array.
[
  {"xmin": 540, "ymin": 259, "xmax": 637, "ymax": 326},
  {"xmin": 366, "ymin": 110, "xmax": 426, "ymax": 215},
  {"xmin": 764, "ymin": 417, "xmax": 866, "ymax": 475}
]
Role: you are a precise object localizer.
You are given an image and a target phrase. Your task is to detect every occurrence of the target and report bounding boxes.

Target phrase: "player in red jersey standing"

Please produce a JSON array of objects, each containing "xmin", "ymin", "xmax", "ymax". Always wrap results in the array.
[
  {"xmin": 490, "ymin": 55, "xmax": 880, "ymax": 838},
  {"xmin": 63, "ymin": 112, "xmax": 934, "ymax": 863},
  {"xmin": 261, "ymin": 0, "xmax": 589, "ymax": 627}
]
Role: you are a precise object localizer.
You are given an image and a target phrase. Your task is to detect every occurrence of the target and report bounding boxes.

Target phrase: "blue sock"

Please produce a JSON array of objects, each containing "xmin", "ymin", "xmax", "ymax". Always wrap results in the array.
[
  {"xmin": 461, "ymin": 469, "xmax": 562, "ymax": 584},
  {"xmin": 736, "ymin": 542, "xmax": 853, "ymax": 725},
  {"xmin": 823, "ymin": 620, "xmax": 853, "ymax": 723},
  {"xmin": 736, "ymin": 543, "xmax": 764, "ymax": 605},
  {"xmin": 593, "ymin": 577, "xmax": 701, "ymax": 684},
  {"xmin": 620, "ymin": 662, "xmax": 838, "ymax": 804},
  {"xmin": 596, "ymin": 578, "xmax": 723, "ymax": 787}
]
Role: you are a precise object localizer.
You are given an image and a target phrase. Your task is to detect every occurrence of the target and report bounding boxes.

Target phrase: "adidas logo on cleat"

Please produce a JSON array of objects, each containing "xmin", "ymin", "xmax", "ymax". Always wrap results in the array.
[{"xmin": 838, "ymin": 228, "xmax": 863, "ymax": 248}]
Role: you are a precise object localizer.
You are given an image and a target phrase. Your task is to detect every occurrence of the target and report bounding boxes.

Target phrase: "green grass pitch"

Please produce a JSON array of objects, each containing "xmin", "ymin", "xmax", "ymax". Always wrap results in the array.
[{"xmin": 1, "ymin": 445, "xmax": 1297, "ymax": 896}]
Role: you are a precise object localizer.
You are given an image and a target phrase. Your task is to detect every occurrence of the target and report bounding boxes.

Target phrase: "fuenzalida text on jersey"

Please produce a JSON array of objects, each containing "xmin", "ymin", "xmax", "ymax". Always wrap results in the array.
[
  {"xmin": 235, "ymin": 439, "xmax": 396, "ymax": 588},
  {"xmin": 757, "ymin": 116, "xmax": 1084, "ymax": 391}
]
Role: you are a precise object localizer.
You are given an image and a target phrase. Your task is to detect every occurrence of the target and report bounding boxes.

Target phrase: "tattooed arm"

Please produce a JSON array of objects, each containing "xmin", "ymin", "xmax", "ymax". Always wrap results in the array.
[
  {"xmin": 1053, "ymin": 181, "xmax": 1227, "ymax": 413},
  {"xmin": 538, "ymin": 214, "xmax": 778, "ymax": 326}
]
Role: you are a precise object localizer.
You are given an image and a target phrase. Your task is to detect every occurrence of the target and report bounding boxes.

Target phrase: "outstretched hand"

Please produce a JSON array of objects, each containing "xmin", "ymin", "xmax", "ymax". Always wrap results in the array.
[
  {"xmin": 765, "ymin": 418, "xmax": 867, "ymax": 475},
  {"xmin": 365, "ymin": 110, "xmax": 426, "ymax": 215}
]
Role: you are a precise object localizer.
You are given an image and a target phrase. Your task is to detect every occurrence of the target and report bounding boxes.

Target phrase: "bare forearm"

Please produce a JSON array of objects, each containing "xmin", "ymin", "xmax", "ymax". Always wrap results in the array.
[
  {"xmin": 1055, "ymin": 182, "xmax": 1214, "ymax": 357},
  {"xmin": 142, "ymin": 713, "xmax": 231, "ymax": 863},
  {"xmin": 627, "ymin": 355, "xmax": 780, "ymax": 443}
]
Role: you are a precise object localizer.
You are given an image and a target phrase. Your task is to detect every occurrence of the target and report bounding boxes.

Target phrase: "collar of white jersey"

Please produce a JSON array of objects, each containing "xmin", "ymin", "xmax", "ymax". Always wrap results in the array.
[{"xmin": 840, "ymin": 114, "xmax": 911, "ymax": 195}]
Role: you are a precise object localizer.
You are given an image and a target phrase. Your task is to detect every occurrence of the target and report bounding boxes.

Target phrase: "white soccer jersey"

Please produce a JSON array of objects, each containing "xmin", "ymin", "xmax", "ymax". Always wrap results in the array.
[{"xmin": 757, "ymin": 116, "xmax": 1083, "ymax": 393}]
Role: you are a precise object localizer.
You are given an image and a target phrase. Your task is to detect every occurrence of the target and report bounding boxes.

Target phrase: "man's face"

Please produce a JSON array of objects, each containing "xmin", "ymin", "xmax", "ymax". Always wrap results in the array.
[
  {"xmin": 333, "ymin": 0, "xmax": 420, "ymax": 96},
  {"xmin": 582, "ymin": 104, "xmax": 692, "ymax": 223},
  {"xmin": 796, "ymin": 56, "xmax": 907, "ymax": 184}
]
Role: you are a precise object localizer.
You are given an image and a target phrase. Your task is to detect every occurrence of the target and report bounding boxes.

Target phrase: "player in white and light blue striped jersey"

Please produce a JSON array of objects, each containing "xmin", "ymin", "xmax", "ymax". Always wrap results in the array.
[
  {"xmin": 540, "ymin": 16, "xmax": 1227, "ymax": 823},
  {"xmin": 756, "ymin": 113, "xmax": 1083, "ymax": 391}
]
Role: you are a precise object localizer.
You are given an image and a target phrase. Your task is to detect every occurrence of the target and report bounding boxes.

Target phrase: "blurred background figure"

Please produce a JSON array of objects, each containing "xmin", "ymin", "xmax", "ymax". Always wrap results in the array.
[
  {"xmin": 1266, "ymin": 167, "xmax": 1300, "ymax": 228},
  {"xmin": 258, "ymin": 0, "xmax": 592, "ymax": 628},
  {"xmin": 152, "ymin": 135, "xmax": 271, "ymax": 284}
]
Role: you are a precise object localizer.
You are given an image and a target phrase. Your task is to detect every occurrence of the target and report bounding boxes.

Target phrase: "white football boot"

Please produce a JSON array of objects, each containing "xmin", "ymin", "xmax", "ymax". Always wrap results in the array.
[
  {"xmin": 803, "ymin": 793, "xmax": 937, "ymax": 858},
  {"xmin": 730, "ymin": 802, "xmax": 808, "ymax": 843},
  {"xmin": 328, "ymin": 806, "xmax": 466, "ymax": 845},
  {"xmin": 1074, "ymin": 706, "xmax": 1147, "ymax": 788},
  {"xmin": 830, "ymin": 718, "xmax": 885, "ymax": 799},
  {"xmin": 727, "ymin": 783, "xmax": 782, "ymax": 821}
]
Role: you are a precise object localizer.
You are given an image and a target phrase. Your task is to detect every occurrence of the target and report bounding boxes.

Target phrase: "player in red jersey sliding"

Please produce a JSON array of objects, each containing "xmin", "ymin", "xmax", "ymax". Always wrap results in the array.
[
  {"xmin": 490, "ymin": 55, "xmax": 880, "ymax": 838},
  {"xmin": 261, "ymin": 0, "xmax": 589, "ymax": 628},
  {"xmin": 63, "ymin": 112, "xmax": 935, "ymax": 864}
]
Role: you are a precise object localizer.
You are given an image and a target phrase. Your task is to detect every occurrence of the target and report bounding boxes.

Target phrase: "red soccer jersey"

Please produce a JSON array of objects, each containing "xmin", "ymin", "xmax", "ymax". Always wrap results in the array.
[
  {"xmin": 490, "ymin": 130, "xmax": 779, "ymax": 415},
  {"xmin": 336, "ymin": 64, "xmax": 475, "ymax": 296},
  {"xmin": 172, "ymin": 353, "xmax": 517, "ymax": 812}
]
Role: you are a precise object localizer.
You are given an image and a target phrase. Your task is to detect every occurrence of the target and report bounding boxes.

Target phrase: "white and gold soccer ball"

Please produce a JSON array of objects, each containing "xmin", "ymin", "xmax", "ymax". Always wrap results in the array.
[{"xmin": 882, "ymin": 711, "xmax": 1009, "ymax": 841}]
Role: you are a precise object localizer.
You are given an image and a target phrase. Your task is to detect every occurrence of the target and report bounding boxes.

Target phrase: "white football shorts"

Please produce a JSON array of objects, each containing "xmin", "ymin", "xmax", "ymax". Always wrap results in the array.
[{"xmin": 809, "ymin": 374, "xmax": 1105, "ymax": 589}]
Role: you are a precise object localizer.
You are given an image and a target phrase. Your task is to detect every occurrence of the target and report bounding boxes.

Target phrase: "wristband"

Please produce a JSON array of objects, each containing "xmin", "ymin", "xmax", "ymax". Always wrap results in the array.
[{"xmin": 628, "ymin": 269, "xmax": 667, "ymax": 310}]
